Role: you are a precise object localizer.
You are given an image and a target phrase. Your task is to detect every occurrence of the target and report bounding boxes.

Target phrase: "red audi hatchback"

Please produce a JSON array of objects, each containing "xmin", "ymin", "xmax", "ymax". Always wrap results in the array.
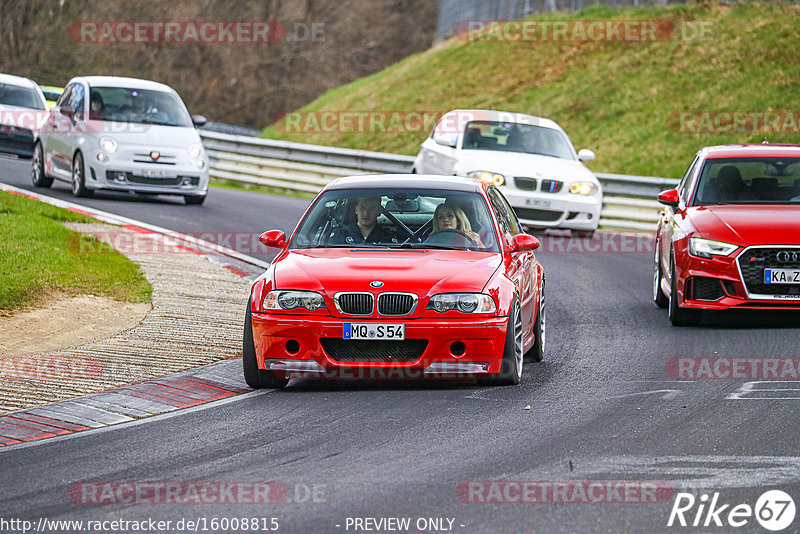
[
  {"xmin": 244, "ymin": 174, "xmax": 545, "ymax": 388},
  {"xmin": 654, "ymin": 144, "xmax": 800, "ymax": 325}
]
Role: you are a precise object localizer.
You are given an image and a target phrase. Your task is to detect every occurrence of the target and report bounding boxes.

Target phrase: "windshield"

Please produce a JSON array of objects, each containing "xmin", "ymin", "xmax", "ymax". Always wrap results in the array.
[
  {"xmin": 0, "ymin": 83, "xmax": 45, "ymax": 110},
  {"xmin": 462, "ymin": 120, "xmax": 575, "ymax": 159},
  {"xmin": 89, "ymin": 87, "xmax": 193, "ymax": 127},
  {"xmin": 692, "ymin": 157, "xmax": 800, "ymax": 205},
  {"xmin": 290, "ymin": 188, "xmax": 499, "ymax": 252}
]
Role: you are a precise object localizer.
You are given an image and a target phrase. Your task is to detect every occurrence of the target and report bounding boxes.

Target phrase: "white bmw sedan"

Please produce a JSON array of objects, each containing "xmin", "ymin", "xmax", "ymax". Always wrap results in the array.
[
  {"xmin": 33, "ymin": 76, "xmax": 209, "ymax": 204},
  {"xmin": 413, "ymin": 109, "xmax": 601, "ymax": 237}
]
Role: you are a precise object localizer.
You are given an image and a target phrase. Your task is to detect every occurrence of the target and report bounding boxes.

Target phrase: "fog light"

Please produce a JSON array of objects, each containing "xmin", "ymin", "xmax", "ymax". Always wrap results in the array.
[
  {"xmin": 182, "ymin": 177, "xmax": 192, "ymax": 185},
  {"xmin": 285, "ymin": 340, "xmax": 300, "ymax": 354},
  {"xmin": 450, "ymin": 341, "xmax": 466, "ymax": 357}
]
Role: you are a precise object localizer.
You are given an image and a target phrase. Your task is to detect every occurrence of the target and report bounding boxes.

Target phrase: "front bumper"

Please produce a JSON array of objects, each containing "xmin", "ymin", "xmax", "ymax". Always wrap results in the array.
[
  {"xmin": 84, "ymin": 148, "xmax": 209, "ymax": 196},
  {"xmin": 502, "ymin": 190, "xmax": 601, "ymax": 231},
  {"xmin": 676, "ymin": 245, "xmax": 800, "ymax": 311},
  {"xmin": 0, "ymin": 128, "xmax": 35, "ymax": 158},
  {"xmin": 251, "ymin": 313, "xmax": 509, "ymax": 378}
]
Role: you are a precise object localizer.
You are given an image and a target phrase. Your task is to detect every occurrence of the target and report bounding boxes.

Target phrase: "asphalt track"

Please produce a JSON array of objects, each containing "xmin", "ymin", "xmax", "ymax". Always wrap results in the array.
[{"xmin": 2, "ymin": 156, "xmax": 800, "ymax": 534}]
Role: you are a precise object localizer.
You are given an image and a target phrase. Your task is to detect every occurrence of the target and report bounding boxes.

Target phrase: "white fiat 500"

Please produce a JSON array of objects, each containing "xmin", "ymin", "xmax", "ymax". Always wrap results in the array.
[
  {"xmin": 413, "ymin": 109, "xmax": 601, "ymax": 237},
  {"xmin": 33, "ymin": 76, "xmax": 209, "ymax": 205}
]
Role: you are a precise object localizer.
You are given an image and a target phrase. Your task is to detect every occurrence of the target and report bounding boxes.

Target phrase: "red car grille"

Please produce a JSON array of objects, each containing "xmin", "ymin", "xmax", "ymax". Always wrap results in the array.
[{"xmin": 320, "ymin": 339, "xmax": 428, "ymax": 363}]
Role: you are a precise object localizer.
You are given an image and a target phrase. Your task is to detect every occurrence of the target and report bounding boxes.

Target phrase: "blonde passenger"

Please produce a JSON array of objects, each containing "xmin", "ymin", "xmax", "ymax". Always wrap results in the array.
[{"xmin": 432, "ymin": 203, "xmax": 484, "ymax": 247}]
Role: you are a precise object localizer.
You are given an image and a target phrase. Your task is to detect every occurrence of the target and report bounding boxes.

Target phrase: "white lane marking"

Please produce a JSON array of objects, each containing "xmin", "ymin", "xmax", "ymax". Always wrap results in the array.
[
  {"xmin": 0, "ymin": 389, "xmax": 271, "ymax": 454},
  {"xmin": 0, "ymin": 182, "xmax": 271, "ymax": 269},
  {"xmin": 524, "ymin": 455, "xmax": 800, "ymax": 490},
  {"xmin": 727, "ymin": 381, "xmax": 800, "ymax": 400},
  {"xmin": 609, "ymin": 389, "xmax": 682, "ymax": 400}
]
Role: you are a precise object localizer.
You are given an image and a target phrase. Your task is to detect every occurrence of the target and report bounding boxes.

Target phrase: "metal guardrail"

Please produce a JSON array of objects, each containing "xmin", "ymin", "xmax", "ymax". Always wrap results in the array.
[{"xmin": 200, "ymin": 131, "xmax": 677, "ymax": 233}]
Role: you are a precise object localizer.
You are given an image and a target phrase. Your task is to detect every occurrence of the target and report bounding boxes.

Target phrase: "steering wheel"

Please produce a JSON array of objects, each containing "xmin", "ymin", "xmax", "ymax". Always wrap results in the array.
[{"xmin": 424, "ymin": 228, "xmax": 479, "ymax": 247}]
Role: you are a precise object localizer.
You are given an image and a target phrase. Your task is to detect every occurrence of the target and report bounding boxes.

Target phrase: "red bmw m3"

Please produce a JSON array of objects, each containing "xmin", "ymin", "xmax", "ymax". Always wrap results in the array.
[
  {"xmin": 243, "ymin": 174, "xmax": 545, "ymax": 388},
  {"xmin": 654, "ymin": 144, "xmax": 800, "ymax": 325}
]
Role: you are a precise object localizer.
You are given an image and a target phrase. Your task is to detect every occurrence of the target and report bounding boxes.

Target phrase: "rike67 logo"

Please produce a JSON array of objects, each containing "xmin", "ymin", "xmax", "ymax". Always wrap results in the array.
[{"xmin": 668, "ymin": 490, "xmax": 795, "ymax": 531}]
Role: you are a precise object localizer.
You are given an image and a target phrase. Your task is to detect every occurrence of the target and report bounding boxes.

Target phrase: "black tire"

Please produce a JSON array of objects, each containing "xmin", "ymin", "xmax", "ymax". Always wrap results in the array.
[
  {"xmin": 571, "ymin": 230, "xmax": 595, "ymax": 239},
  {"xmin": 525, "ymin": 281, "xmax": 545, "ymax": 363},
  {"xmin": 243, "ymin": 300, "xmax": 289, "ymax": 389},
  {"xmin": 653, "ymin": 242, "xmax": 669, "ymax": 309},
  {"xmin": 184, "ymin": 194, "xmax": 206, "ymax": 205},
  {"xmin": 668, "ymin": 256, "xmax": 701, "ymax": 326},
  {"xmin": 480, "ymin": 297, "xmax": 523, "ymax": 386},
  {"xmin": 31, "ymin": 142, "xmax": 53, "ymax": 188},
  {"xmin": 71, "ymin": 152, "xmax": 93, "ymax": 198}
]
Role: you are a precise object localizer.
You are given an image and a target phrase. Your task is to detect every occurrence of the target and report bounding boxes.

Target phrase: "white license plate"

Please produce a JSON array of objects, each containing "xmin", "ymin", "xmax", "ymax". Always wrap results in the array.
[
  {"xmin": 765, "ymin": 269, "xmax": 800, "ymax": 284},
  {"xmin": 525, "ymin": 198, "xmax": 551, "ymax": 208},
  {"xmin": 142, "ymin": 170, "xmax": 175, "ymax": 179},
  {"xmin": 343, "ymin": 323, "xmax": 405, "ymax": 340}
]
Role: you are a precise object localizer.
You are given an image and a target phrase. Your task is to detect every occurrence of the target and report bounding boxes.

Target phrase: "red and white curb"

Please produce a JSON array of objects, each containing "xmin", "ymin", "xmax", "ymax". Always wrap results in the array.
[{"xmin": 0, "ymin": 183, "xmax": 271, "ymax": 448}]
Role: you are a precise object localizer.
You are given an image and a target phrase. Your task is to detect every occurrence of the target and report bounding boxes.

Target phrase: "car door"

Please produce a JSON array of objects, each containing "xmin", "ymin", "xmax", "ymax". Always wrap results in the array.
[
  {"xmin": 660, "ymin": 155, "xmax": 700, "ymax": 287},
  {"xmin": 44, "ymin": 83, "xmax": 74, "ymax": 179},
  {"xmin": 488, "ymin": 186, "xmax": 536, "ymax": 340},
  {"xmin": 64, "ymin": 82, "xmax": 87, "ymax": 165}
]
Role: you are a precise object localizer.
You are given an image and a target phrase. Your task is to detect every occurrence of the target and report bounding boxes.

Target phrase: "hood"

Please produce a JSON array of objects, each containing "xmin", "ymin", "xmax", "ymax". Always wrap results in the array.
[
  {"xmin": 85, "ymin": 122, "xmax": 201, "ymax": 148},
  {"xmin": 274, "ymin": 249, "xmax": 501, "ymax": 307},
  {"xmin": 455, "ymin": 150, "xmax": 596, "ymax": 181},
  {"xmin": 688, "ymin": 205, "xmax": 800, "ymax": 245}
]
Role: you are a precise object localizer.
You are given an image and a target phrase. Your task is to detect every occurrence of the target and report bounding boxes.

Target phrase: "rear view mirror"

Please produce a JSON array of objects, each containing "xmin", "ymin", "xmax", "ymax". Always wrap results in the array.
[
  {"xmin": 510, "ymin": 233, "xmax": 540, "ymax": 252},
  {"xmin": 578, "ymin": 149, "xmax": 595, "ymax": 162},
  {"xmin": 432, "ymin": 132, "xmax": 457, "ymax": 148},
  {"xmin": 657, "ymin": 189, "xmax": 680, "ymax": 207},
  {"xmin": 192, "ymin": 114, "xmax": 208, "ymax": 127},
  {"xmin": 259, "ymin": 230, "xmax": 287, "ymax": 248}
]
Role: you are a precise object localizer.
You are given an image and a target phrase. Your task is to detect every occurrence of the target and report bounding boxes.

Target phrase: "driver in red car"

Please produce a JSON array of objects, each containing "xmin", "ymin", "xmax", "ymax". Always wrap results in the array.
[
  {"xmin": 329, "ymin": 195, "xmax": 398, "ymax": 245},
  {"xmin": 431, "ymin": 202, "xmax": 484, "ymax": 247}
]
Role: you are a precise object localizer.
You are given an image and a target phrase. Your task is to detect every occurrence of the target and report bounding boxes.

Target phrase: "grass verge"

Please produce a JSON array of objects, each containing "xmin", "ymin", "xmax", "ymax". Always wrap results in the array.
[{"xmin": 0, "ymin": 191, "xmax": 152, "ymax": 315}]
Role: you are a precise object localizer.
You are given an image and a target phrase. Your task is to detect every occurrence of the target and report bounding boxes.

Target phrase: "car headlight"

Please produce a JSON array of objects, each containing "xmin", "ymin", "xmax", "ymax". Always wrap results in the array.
[
  {"xmin": 467, "ymin": 171, "xmax": 505, "ymax": 186},
  {"xmin": 568, "ymin": 181, "xmax": 598, "ymax": 195},
  {"xmin": 98, "ymin": 137, "xmax": 117, "ymax": 154},
  {"xmin": 188, "ymin": 143, "xmax": 203, "ymax": 159},
  {"xmin": 688, "ymin": 238, "xmax": 739, "ymax": 259},
  {"xmin": 426, "ymin": 293, "xmax": 496, "ymax": 313},
  {"xmin": 263, "ymin": 290, "xmax": 326, "ymax": 311}
]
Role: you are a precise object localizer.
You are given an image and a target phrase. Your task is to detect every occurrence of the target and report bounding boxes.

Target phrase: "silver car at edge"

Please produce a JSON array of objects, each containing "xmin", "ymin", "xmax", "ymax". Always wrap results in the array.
[
  {"xmin": 32, "ymin": 76, "xmax": 209, "ymax": 205},
  {"xmin": 413, "ymin": 109, "xmax": 601, "ymax": 237}
]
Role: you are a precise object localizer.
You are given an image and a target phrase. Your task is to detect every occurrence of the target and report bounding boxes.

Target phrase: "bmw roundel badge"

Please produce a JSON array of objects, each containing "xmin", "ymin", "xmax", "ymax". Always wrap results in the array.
[{"xmin": 370, "ymin": 281, "xmax": 384, "ymax": 288}]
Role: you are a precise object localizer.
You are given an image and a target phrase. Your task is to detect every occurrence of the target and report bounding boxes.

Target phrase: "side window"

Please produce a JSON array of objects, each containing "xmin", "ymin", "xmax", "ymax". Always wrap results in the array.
[
  {"xmin": 487, "ymin": 187, "xmax": 520, "ymax": 240},
  {"xmin": 57, "ymin": 84, "xmax": 73, "ymax": 108},
  {"xmin": 677, "ymin": 156, "xmax": 699, "ymax": 201},
  {"xmin": 71, "ymin": 84, "xmax": 86, "ymax": 115}
]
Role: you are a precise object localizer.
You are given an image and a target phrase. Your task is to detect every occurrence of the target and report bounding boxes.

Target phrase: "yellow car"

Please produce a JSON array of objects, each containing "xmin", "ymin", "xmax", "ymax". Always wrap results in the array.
[{"xmin": 40, "ymin": 85, "xmax": 63, "ymax": 110}]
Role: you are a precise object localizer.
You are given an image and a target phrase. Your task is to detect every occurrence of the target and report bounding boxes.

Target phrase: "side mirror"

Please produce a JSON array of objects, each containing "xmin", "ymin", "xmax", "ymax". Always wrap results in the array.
[
  {"xmin": 510, "ymin": 233, "xmax": 540, "ymax": 252},
  {"xmin": 578, "ymin": 148, "xmax": 595, "ymax": 162},
  {"xmin": 60, "ymin": 104, "xmax": 75, "ymax": 116},
  {"xmin": 657, "ymin": 189, "xmax": 680, "ymax": 207},
  {"xmin": 192, "ymin": 114, "xmax": 208, "ymax": 128},
  {"xmin": 432, "ymin": 132, "xmax": 457, "ymax": 148},
  {"xmin": 259, "ymin": 230, "xmax": 287, "ymax": 249}
]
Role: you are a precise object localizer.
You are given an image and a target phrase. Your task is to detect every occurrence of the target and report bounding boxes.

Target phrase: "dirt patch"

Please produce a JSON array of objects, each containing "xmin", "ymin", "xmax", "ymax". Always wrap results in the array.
[{"xmin": 0, "ymin": 295, "xmax": 151, "ymax": 358}]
